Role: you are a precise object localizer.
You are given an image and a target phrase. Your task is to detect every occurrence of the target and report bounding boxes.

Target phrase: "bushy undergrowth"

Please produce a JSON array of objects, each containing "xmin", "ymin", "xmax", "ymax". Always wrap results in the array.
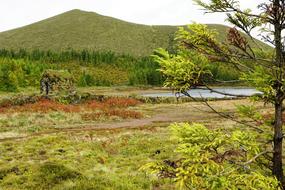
[{"xmin": 142, "ymin": 123, "xmax": 279, "ymax": 189}]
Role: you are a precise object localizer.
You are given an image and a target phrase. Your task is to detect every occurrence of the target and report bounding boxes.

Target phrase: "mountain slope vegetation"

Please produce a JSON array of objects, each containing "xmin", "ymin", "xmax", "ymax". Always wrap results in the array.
[{"xmin": 0, "ymin": 9, "xmax": 268, "ymax": 56}]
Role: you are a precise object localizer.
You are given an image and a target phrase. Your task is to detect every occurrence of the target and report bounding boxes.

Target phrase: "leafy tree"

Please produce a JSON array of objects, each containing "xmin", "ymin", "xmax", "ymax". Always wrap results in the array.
[
  {"xmin": 141, "ymin": 123, "xmax": 280, "ymax": 189},
  {"xmin": 0, "ymin": 61, "xmax": 19, "ymax": 92},
  {"xmin": 148, "ymin": 0, "xmax": 285, "ymax": 188}
]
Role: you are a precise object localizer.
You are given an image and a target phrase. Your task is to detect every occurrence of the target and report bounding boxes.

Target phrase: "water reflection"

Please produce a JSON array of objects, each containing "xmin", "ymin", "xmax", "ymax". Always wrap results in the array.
[{"xmin": 142, "ymin": 88, "xmax": 261, "ymax": 99}]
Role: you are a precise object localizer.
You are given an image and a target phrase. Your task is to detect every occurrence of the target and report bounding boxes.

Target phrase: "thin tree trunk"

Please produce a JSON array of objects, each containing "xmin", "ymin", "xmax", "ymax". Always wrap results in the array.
[
  {"xmin": 273, "ymin": 99, "xmax": 284, "ymax": 187},
  {"xmin": 273, "ymin": 1, "xmax": 284, "ymax": 186}
]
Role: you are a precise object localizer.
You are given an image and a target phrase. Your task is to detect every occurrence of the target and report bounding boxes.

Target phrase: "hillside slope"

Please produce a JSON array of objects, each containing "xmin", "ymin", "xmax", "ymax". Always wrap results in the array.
[{"xmin": 0, "ymin": 9, "xmax": 268, "ymax": 56}]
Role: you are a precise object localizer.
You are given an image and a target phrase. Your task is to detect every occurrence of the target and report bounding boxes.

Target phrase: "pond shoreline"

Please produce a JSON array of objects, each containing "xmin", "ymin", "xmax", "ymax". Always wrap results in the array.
[
  {"xmin": 141, "ymin": 87, "xmax": 260, "ymax": 99},
  {"xmin": 0, "ymin": 86, "xmax": 260, "ymax": 106}
]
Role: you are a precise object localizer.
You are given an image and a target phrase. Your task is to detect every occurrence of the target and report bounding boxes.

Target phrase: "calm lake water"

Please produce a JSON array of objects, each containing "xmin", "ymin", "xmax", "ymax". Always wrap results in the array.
[{"xmin": 142, "ymin": 87, "xmax": 261, "ymax": 99}]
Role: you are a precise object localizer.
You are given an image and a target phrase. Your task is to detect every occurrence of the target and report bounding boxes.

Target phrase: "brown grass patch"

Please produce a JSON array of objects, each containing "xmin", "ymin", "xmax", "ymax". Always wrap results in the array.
[{"xmin": 81, "ymin": 109, "xmax": 143, "ymax": 120}]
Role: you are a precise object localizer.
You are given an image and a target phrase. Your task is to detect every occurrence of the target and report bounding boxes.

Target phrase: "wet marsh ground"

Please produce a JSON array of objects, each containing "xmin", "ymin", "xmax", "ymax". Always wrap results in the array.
[{"xmin": 0, "ymin": 87, "xmax": 273, "ymax": 189}]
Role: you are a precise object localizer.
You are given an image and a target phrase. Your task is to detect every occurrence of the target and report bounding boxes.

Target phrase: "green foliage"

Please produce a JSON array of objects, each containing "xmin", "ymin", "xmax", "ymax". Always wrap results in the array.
[
  {"xmin": 77, "ymin": 65, "xmax": 129, "ymax": 86},
  {"xmin": 0, "ymin": 59, "xmax": 25, "ymax": 92},
  {"xmin": 209, "ymin": 63, "xmax": 240, "ymax": 82},
  {"xmin": 241, "ymin": 66, "xmax": 276, "ymax": 103},
  {"xmin": 0, "ymin": 49, "xmax": 165, "ymax": 91},
  {"xmin": 169, "ymin": 23, "xmax": 275, "ymax": 104},
  {"xmin": 152, "ymin": 48, "xmax": 211, "ymax": 92},
  {"xmin": 32, "ymin": 162, "xmax": 81, "ymax": 187},
  {"xmin": 78, "ymin": 71, "xmax": 95, "ymax": 87},
  {"xmin": 5, "ymin": 72, "xmax": 19, "ymax": 92},
  {"xmin": 141, "ymin": 123, "xmax": 279, "ymax": 190},
  {"xmin": 129, "ymin": 57, "xmax": 163, "ymax": 86},
  {"xmin": 152, "ymin": 24, "xmax": 244, "ymax": 92},
  {"xmin": 236, "ymin": 104, "xmax": 263, "ymax": 121},
  {"xmin": 0, "ymin": 49, "xmax": 118, "ymax": 65},
  {"xmin": 41, "ymin": 69, "xmax": 75, "ymax": 94},
  {"xmin": 176, "ymin": 23, "xmax": 219, "ymax": 49},
  {"xmin": 226, "ymin": 9, "xmax": 262, "ymax": 35},
  {"xmin": 0, "ymin": 58, "xmax": 55, "ymax": 91},
  {"xmin": 43, "ymin": 69, "xmax": 73, "ymax": 80},
  {"xmin": 0, "ymin": 42, "xmax": 258, "ymax": 92}
]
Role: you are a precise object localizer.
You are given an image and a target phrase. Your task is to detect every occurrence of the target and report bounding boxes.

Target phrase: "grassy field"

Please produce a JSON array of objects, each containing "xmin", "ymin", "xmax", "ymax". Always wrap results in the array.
[
  {"xmin": 0, "ymin": 86, "xmax": 273, "ymax": 189},
  {"xmin": 0, "ymin": 127, "xmax": 176, "ymax": 190},
  {"xmin": 0, "ymin": 10, "xmax": 269, "ymax": 56}
]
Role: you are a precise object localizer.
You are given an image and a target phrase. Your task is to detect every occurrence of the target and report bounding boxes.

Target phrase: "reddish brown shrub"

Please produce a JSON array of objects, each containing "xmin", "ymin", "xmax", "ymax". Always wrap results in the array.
[
  {"xmin": 104, "ymin": 97, "xmax": 141, "ymax": 108},
  {"xmin": 0, "ymin": 98, "xmax": 80, "ymax": 113},
  {"xmin": 83, "ymin": 97, "xmax": 141, "ymax": 112},
  {"xmin": 0, "ymin": 97, "xmax": 143, "ymax": 119},
  {"xmin": 84, "ymin": 100, "xmax": 105, "ymax": 110}
]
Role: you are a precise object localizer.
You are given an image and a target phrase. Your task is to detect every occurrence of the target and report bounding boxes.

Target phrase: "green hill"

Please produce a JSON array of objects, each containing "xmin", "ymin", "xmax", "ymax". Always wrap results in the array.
[{"xmin": 0, "ymin": 9, "xmax": 268, "ymax": 56}]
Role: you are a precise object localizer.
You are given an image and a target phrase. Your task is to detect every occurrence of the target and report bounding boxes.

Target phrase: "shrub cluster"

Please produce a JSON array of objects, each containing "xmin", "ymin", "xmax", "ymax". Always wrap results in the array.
[{"xmin": 0, "ymin": 97, "xmax": 143, "ymax": 120}]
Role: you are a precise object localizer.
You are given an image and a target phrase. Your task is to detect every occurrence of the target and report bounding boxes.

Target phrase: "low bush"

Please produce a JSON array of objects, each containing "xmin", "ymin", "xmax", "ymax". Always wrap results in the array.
[{"xmin": 104, "ymin": 97, "xmax": 141, "ymax": 107}]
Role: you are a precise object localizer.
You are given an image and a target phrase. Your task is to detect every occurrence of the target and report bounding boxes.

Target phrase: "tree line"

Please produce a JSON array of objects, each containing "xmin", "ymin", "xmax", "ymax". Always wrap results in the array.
[{"xmin": 0, "ymin": 49, "xmax": 240, "ymax": 92}]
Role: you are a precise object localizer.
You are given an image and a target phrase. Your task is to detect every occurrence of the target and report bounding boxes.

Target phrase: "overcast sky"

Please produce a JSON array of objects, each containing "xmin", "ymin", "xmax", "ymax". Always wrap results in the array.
[{"xmin": 0, "ymin": 0, "xmax": 264, "ymax": 32}]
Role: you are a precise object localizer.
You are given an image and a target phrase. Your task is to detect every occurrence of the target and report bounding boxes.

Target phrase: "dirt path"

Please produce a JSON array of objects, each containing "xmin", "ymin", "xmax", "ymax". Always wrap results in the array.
[{"xmin": 0, "ymin": 99, "xmax": 265, "ymax": 142}]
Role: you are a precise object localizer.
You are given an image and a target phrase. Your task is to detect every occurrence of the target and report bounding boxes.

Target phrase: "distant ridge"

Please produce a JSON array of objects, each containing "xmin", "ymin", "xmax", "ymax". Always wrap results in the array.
[{"xmin": 0, "ymin": 9, "xmax": 268, "ymax": 56}]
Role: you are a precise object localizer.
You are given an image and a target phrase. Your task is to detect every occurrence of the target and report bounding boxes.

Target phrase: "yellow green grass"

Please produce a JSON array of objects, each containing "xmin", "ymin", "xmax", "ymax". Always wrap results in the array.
[{"xmin": 0, "ymin": 127, "xmax": 175, "ymax": 190}]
